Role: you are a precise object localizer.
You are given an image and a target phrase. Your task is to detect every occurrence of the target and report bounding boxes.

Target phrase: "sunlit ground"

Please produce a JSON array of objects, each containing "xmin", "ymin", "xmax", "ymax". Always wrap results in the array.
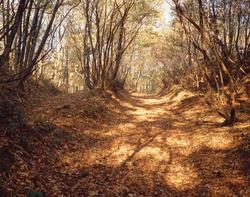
[
  {"xmin": 52, "ymin": 88, "xmax": 250, "ymax": 196},
  {"xmin": 12, "ymin": 87, "xmax": 248, "ymax": 196}
]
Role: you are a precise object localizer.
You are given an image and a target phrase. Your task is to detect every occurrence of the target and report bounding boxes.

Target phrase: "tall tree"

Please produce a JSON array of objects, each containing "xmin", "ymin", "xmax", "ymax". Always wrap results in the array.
[{"xmin": 166, "ymin": 0, "xmax": 250, "ymax": 125}]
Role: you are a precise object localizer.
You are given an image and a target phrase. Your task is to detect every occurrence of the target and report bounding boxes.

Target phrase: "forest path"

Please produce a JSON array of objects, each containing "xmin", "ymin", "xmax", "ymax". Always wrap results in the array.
[{"xmin": 24, "ymin": 90, "xmax": 250, "ymax": 196}]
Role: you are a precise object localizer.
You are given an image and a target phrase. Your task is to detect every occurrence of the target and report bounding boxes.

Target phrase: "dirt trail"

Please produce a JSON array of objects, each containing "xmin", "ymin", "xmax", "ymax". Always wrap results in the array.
[
  {"xmin": 73, "ymin": 92, "xmax": 249, "ymax": 197},
  {"xmin": 4, "ymin": 90, "xmax": 250, "ymax": 196}
]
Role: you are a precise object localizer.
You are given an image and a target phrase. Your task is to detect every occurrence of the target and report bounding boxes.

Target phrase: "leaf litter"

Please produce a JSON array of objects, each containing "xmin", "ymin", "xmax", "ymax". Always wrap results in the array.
[{"xmin": 0, "ymin": 89, "xmax": 250, "ymax": 196}]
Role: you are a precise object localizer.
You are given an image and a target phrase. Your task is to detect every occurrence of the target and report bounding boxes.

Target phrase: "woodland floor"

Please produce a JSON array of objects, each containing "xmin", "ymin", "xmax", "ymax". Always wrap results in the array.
[{"xmin": 1, "ymin": 88, "xmax": 250, "ymax": 196}]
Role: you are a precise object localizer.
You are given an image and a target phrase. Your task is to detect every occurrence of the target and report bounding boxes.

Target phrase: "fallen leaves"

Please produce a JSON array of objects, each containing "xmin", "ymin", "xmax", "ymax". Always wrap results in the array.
[{"xmin": 0, "ymin": 89, "xmax": 249, "ymax": 196}]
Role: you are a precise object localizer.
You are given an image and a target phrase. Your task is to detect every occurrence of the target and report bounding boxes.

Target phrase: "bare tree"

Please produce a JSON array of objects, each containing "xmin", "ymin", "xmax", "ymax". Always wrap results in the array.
[
  {"xmin": 167, "ymin": 0, "xmax": 250, "ymax": 125},
  {"xmin": 0, "ymin": 0, "xmax": 78, "ymax": 88},
  {"xmin": 82, "ymin": 0, "xmax": 148, "ymax": 90}
]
